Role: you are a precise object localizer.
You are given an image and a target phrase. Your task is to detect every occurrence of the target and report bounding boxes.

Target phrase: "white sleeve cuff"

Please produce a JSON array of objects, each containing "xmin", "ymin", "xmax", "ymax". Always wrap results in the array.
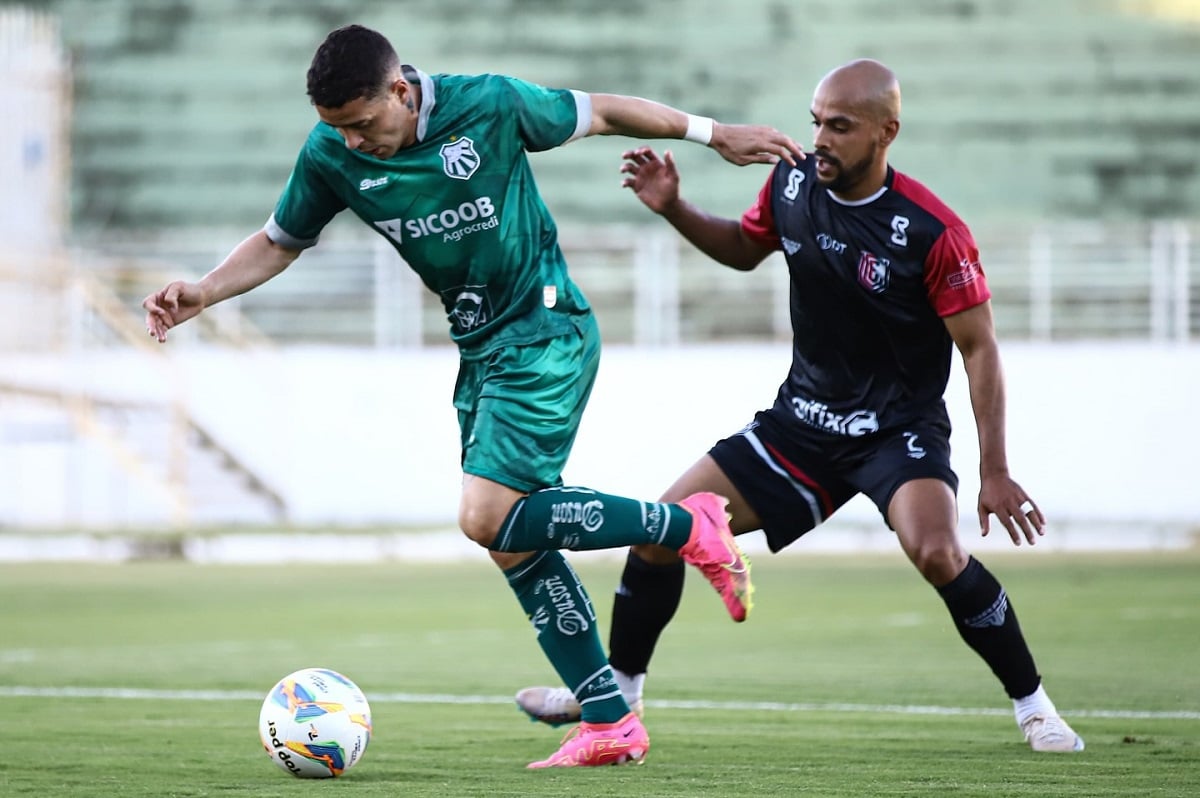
[
  {"xmin": 263, "ymin": 214, "xmax": 319, "ymax": 250},
  {"xmin": 565, "ymin": 90, "xmax": 592, "ymax": 143}
]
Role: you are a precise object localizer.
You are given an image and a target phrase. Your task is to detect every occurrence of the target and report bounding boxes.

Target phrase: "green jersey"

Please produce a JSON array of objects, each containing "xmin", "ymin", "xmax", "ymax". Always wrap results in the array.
[{"xmin": 266, "ymin": 69, "xmax": 593, "ymax": 352}]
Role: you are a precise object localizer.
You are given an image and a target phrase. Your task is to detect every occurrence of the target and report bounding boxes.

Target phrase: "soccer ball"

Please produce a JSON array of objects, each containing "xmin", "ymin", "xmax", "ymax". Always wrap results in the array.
[{"xmin": 258, "ymin": 668, "xmax": 372, "ymax": 778}]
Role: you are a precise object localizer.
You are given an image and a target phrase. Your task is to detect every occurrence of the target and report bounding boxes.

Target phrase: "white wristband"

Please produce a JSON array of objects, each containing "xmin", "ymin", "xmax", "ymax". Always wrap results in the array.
[{"xmin": 683, "ymin": 114, "xmax": 714, "ymax": 145}]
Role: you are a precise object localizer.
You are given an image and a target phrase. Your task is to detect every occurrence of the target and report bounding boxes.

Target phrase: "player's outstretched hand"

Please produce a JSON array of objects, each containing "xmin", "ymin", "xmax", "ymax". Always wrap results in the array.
[
  {"xmin": 710, "ymin": 123, "xmax": 804, "ymax": 166},
  {"xmin": 143, "ymin": 280, "xmax": 205, "ymax": 343},
  {"xmin": 620, "ymin": 147, "xmax": 681, "ymax": 214},
  {"xmin": 978, "ymin": 473, "xmax": 1045, "ymax": 546}
]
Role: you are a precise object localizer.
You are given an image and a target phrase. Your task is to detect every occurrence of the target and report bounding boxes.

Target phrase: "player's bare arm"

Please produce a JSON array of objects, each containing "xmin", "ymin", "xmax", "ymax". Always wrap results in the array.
[
  {"xmin": 586, "ymin": 93, "xmax": 803, "ymax": 166},
  {"xmin": 143, "ymin": 230, "xmax": 301, "ymax": 342},
  {"xmin": 944, "ymin": 302, "xmax": 1045, "ymax": 545},
  {"xmin": 621, "ymin": 146, "xmax": 773, "ymax": 270}
]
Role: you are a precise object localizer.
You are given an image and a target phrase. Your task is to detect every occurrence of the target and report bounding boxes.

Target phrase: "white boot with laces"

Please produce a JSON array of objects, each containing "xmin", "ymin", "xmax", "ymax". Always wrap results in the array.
[{"xmin": 1015, "ymin": 684, "xmax": 1085, "ymax": 752}]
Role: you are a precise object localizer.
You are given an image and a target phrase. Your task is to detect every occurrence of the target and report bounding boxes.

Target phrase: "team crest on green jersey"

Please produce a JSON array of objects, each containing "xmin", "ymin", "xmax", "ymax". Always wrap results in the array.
[{"xmin": 440, "ymin": 137, "xmax": 480, "ymax": 180}]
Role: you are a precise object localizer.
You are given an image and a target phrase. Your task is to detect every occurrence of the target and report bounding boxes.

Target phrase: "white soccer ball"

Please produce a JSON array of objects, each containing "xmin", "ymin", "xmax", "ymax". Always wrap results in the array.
[{"xmin": 258, "ymin": 668, "xmax": 373, "ymax": 778}]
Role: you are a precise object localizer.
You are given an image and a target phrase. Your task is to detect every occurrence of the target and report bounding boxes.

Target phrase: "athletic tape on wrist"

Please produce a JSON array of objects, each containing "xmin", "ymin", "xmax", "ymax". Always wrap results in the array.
[{"xmin": 684, "ymin": 114, "xmax": 714, "ymax": 145}]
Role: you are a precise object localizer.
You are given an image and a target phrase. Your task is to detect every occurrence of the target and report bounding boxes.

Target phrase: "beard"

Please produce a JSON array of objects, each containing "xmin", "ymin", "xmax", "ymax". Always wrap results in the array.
[{"xmin": 816, "ymin": 142, "xmax": 878, "ymax": 193}]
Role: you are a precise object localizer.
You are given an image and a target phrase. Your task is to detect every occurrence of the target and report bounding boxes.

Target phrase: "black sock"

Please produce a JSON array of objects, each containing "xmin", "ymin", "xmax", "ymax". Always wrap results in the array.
[
  {"xmin": 937, "ymin": 556, "xmax": 1041, "ymax": 699},
  {"xmin": 608, "ymin": 551, "xmax": 686, "ymax": 675}
]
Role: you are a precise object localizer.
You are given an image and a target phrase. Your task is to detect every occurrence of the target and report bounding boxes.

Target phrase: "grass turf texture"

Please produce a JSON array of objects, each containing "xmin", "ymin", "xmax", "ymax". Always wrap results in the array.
[{"xmin": 1, "ymin": 550, "xmax": 1197, "ymax": 796}]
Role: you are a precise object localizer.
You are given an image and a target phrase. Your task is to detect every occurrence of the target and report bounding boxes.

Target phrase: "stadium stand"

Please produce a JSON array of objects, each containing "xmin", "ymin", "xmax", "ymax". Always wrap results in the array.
[
  {"xmin": 4, "ymin": 0, "xmax": 1188, "ymax": 347},
  {"xmin": 25, "ymin": 0, "xmax": 1200, "ymax": 230}
]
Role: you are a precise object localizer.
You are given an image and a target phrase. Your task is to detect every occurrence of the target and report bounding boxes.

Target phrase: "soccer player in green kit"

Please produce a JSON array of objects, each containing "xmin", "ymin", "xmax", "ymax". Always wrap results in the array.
[{"xmin": 143, "ymin": 24, "xmax": 803, "ymax": 768}]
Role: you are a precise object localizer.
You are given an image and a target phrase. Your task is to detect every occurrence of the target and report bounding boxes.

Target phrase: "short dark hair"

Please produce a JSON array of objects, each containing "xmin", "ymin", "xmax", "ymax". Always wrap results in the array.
[{"xmin": 306, "ymin": 24, "xmax": 399, "ymax": 108}]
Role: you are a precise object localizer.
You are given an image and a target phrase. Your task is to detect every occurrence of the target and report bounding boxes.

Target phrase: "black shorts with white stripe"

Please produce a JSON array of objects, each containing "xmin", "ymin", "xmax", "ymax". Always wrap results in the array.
[{"xmin": 708, "ymin": 406, "xmax": 958, "ymax": 552}]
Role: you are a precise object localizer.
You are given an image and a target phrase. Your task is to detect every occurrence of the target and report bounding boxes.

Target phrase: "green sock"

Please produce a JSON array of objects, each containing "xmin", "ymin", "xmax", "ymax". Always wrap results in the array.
[
  {"xmin": 505, "ymin": 551, "xmax": 629, "ymax": 724},
  {"xmin": 490, "ymin": 487, "xmax": 692, "ymax": 553}
]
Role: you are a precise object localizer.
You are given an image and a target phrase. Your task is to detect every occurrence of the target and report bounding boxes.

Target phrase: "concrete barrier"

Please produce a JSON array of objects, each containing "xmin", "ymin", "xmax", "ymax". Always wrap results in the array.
[{"xmin": 2, "ymin": 342, "xmax": 1197, "ymax": 556}]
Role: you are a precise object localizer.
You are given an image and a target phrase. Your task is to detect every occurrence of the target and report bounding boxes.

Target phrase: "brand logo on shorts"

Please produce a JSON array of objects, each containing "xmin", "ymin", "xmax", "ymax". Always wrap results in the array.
[
  {"xmin": 903, "ymin": 431, "xmax": 926, "ymax": 459},
  {"xmin": 790, "ymin": 394, "xmax": 879, "ymax": 437},
  {"xmin": 440, "ymin": 136, "xmax": 481, "ymax": 180}
]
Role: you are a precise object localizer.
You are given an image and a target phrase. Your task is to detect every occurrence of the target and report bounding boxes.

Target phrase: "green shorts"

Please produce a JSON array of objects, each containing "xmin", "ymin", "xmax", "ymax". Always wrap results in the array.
[{"xmin": 454, "ymin": 314, "xmax": 601, "ymax": 492}]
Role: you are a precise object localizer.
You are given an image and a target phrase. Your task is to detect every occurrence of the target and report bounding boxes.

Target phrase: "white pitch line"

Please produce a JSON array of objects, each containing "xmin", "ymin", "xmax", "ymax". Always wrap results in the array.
[{"xmin": 1, "ymin": 686, "xmax": 1198, "ymax": 721}]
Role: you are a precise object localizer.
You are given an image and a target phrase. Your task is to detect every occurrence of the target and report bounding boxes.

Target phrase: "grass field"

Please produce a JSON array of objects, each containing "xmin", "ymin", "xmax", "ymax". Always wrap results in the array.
[{"xmin": 1, "ymin": 549, "xmax": 1198, "ymax": 796}]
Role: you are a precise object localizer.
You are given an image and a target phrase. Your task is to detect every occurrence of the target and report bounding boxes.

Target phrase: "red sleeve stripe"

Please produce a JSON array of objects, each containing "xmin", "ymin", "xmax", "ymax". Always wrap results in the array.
[
  {"xmin": 740, "ymin": 170, "xmax": 782, "ymax": 249},
  {"xmin": 890, "ymin": 171, "xmax": 991, "ymax": 317},
  {"xmin": 889, "ymin": 170, "xmax": 965, "ymax": 229}
]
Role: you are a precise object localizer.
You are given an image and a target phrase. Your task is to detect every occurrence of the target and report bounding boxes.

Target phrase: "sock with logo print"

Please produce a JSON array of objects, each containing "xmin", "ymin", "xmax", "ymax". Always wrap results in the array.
[
  {"xmin": 489, "ymin": 487, "xmax": 692, "ymax": 553},
  {"xmin": 504, "ymin": 550, "xmax": 628, "ymax": 724},
  {"xmin": 936, "ymin": 555, "xmax": 1041, "ymax": 699}
]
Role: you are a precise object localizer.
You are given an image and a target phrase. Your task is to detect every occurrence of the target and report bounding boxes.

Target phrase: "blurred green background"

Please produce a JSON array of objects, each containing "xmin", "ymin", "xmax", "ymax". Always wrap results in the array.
[{"xmin": 19, "ymin": 0, "xmax": 1200, "ymax": 235}]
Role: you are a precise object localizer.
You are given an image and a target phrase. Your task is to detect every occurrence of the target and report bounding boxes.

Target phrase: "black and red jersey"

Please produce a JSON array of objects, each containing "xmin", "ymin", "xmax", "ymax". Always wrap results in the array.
[{"xmin": 741, "ymin": 159, "xmax": 990, "ymax": 437}]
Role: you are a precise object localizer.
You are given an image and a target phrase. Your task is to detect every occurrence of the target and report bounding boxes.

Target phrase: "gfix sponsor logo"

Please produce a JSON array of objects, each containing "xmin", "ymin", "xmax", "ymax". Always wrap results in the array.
[
  {"xmin": 790, "ymin": 394, "xmax": 879, "ymax": 436},
  {"xmin": 373, "ymin": 196, "xmax": 497, "ymax": 246}
]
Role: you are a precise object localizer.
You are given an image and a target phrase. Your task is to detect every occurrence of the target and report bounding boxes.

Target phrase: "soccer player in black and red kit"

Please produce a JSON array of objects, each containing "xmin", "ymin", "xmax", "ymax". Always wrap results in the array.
[{"xmin": 517, "ymin": 58, "xmax": 1084, "ymax": 752}]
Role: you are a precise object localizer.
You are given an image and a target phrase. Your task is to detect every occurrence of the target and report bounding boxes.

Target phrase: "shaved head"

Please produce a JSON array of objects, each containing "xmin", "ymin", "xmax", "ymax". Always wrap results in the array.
[
  {"xmin": 815, "ymin": 59, "xmax": 901, "ymax": 124},
  {"xmin": 808, "ymin": 59, "xmax": 902, "ymax": 199}
]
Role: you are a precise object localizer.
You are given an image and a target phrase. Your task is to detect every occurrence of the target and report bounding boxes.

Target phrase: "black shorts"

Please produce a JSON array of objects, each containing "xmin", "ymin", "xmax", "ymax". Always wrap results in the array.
[{"xmin": 709, "ymin": 406, "xmax": 959, "ymax": 552}]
